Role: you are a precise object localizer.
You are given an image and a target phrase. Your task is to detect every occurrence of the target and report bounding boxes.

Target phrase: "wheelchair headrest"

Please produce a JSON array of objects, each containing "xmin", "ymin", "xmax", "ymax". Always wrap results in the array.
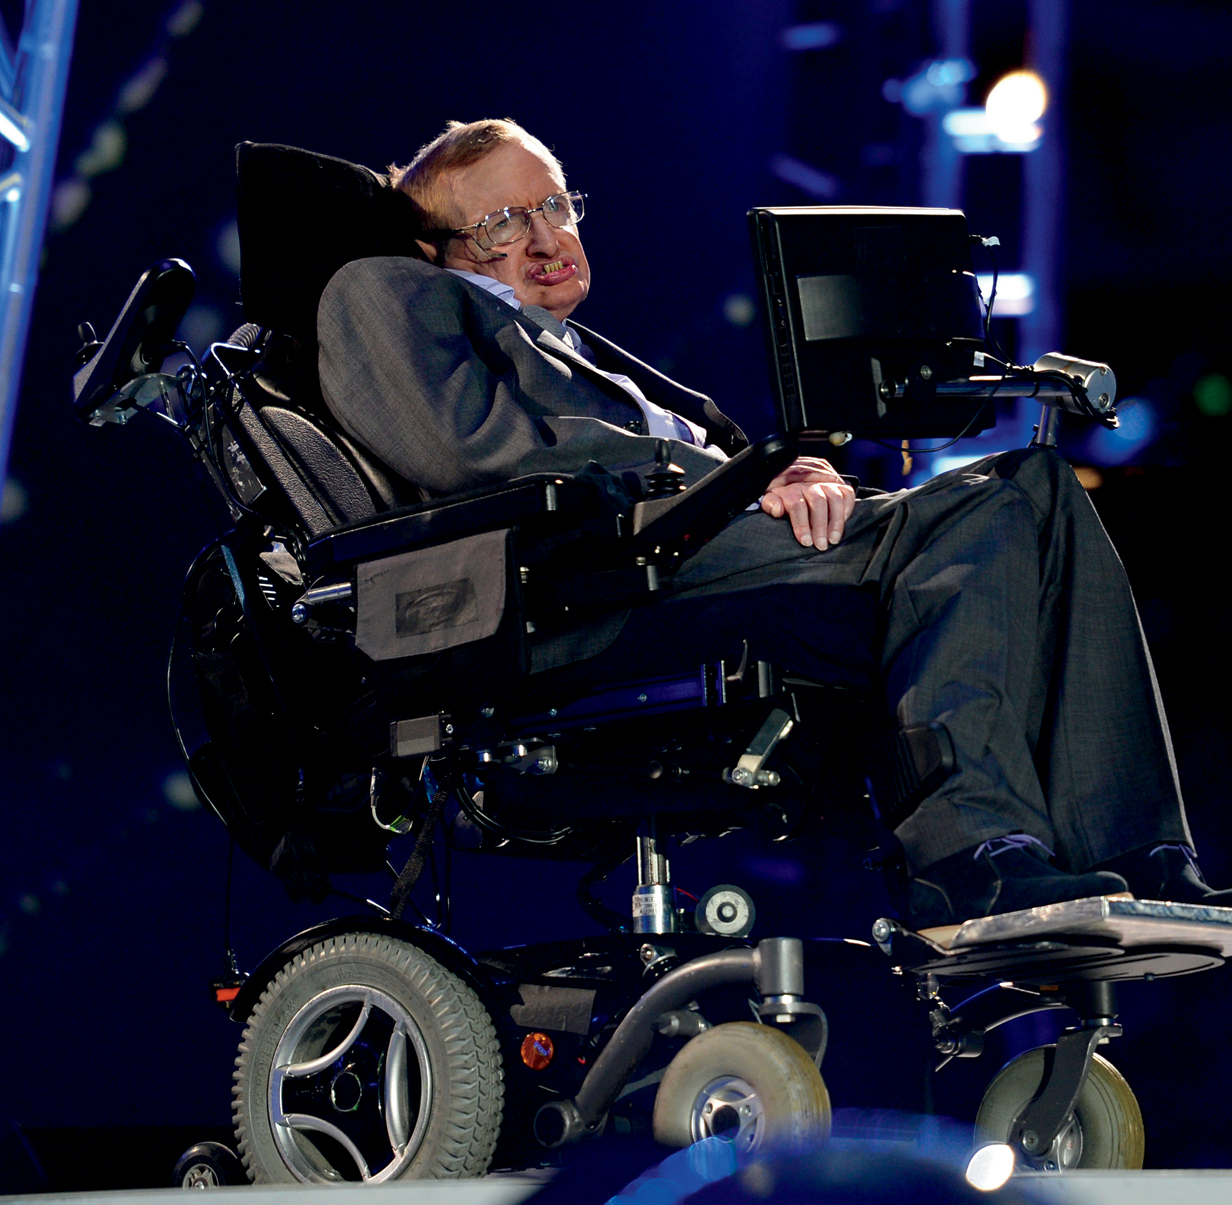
[{"xmin": 236, "ymin": 142, "xmax": 424, "ymax": 345}]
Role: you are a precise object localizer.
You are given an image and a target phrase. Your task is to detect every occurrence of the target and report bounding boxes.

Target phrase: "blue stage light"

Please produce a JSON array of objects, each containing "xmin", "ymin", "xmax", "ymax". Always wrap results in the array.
[
  {"xmin": 884, "ymin": 58, "xmax": 975, "ymax": 116},
  {"xmin": 779, "ymin": 23, "xmax": 842, "ymax": 51},
  {"xmin": 1083, "ymin": 397, "xmax": 1156, "ymax": 464},
  {"xmin": 768, "ymin": 153, "xmax": 840, "ymax": 200}
]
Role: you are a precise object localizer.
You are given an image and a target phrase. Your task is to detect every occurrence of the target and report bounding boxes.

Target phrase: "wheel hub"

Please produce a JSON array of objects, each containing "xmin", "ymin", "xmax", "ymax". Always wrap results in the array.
[
  {"xmin": 329, "ymin": 1066, "xmax": 364, "ymax": 1113},
  {"xmin": 182, "ymin": 1164, "xmax": 219, "ymax": 1189},
  {"xmin": 690, "ymin": 1075, "xmax": 765, "ymax": 1154},
  {"xmin": 1021, "ymin": 1114, "xmax": 1083, "ymax": 1172}
]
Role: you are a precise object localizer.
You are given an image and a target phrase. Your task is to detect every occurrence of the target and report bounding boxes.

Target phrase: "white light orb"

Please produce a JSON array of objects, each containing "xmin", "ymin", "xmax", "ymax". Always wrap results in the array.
[
  {"xmin": 985, "ymin": 71, "xmax": 1047, "ymax": 142},
  {"xmin": 965, "ymin": 1142, "xmax": 1016, "ymax": 1192}
]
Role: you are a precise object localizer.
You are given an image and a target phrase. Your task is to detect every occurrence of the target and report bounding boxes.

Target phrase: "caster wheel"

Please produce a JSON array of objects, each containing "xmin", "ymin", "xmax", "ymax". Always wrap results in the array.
[
  {"xmin": 976, "ymin": 1046, "xmax": 1145, "ymax": 1170},
  {"xmin": 652, "ymin": 1021, "xmax": 830, "ymax": 1152},
  {"xmin": 233, "ymin": 933, "xmax": 503, "ymax": 1183},
  {"xmin": 173, "ymin": 1141, "xmax": 243, "ymax": 1188}
]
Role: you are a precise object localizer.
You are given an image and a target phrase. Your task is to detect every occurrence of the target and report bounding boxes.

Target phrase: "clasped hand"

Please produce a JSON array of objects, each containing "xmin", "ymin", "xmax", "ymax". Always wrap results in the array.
[{"xmin": 760, "ymin": 456, "xmax": 856, "ymax": 549}]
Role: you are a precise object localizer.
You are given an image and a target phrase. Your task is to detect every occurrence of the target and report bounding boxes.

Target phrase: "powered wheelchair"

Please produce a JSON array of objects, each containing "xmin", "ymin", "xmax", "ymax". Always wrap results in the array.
[{"xmin": 72, "ymin": 142, "xmax": 1232, "ymax": 1188}]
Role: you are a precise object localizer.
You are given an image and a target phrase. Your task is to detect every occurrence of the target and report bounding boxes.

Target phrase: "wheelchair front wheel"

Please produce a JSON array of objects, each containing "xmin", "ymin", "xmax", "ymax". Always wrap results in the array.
[
  {"xmin": 173, "ymin": 1140, "xmax": 243, "ymax": 1187},
  {"xmin": 652, "ymin": 1022, "xmax": 831, "ymax": 1153},
  {"xmin": 233, "ymin": 933, "xmax": 502, "ymax": 1183},
  {"xmin": 975, "ymin": 1047, "xmax": 1145, "ymax": 1170}
]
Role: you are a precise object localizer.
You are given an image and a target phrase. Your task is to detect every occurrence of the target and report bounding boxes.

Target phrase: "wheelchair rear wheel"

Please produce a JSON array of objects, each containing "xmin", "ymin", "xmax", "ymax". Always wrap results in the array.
[
  {"xmin": 975, "ymin": 1047, "xmax": 1145, "ymax": 1170},
  {"xmin": 233, "ymin": 933, "xmax": 502, "ymax": 1183},
  {"xmin": 652, "ymin": 1022, "xmax": 831, "ymax": 1152}
]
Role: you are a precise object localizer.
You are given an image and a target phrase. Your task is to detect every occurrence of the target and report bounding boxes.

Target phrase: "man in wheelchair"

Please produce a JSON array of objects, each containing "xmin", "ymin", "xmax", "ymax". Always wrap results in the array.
[
  {"xmin": 314, "ymin": 117, "xmax": 1226, "ymax": 929},
  {"xmin": 73, "ymin": 118, "xmax": 1232, "ymax": 1187}
]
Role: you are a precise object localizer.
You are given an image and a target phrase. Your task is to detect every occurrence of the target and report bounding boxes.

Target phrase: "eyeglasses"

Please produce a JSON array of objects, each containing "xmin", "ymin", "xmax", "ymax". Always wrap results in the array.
[{"xmin": 451, "ymin": 191, "xmax": 586, "ymax": 250}]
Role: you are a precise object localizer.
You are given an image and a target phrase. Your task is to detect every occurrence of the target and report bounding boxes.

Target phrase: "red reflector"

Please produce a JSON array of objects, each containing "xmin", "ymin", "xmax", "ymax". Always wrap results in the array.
[
  {"xmin": 520, "ymin": 1032, "xmax": 554, "ymax": 1071},
  {"xmin": 215, "ymin": 986, "xmax": 241, "ymax": 1002}
]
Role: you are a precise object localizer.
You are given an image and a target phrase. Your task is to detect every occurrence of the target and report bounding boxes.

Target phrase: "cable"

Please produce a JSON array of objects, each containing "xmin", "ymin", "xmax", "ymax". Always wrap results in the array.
[
  {"xmin": 383, "ymin": 859, "xmax": 436, "ymax": 928},
  {"xmin": 871, "ymin": 402, "xmax": 991, "ymax": 458},
  {"xmin": 453, "ymin": 776, "xmax": 576, "ymax": 847},
  {"xmin": 972, "ymin": 234, "xmax": 1011, "ymax": 366}
]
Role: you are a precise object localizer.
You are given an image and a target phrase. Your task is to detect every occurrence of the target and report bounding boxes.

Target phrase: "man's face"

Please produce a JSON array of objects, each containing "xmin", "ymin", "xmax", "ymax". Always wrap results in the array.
[{"xmin": 429, "ymin": 141, "xmax": 591, "ymax": 322}]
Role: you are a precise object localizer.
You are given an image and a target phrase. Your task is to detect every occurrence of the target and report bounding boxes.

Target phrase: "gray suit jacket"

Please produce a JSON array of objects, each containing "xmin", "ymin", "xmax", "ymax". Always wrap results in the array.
[{"xmin": 317, "ymin": 256, "xmax": 746, "ymax": 498}]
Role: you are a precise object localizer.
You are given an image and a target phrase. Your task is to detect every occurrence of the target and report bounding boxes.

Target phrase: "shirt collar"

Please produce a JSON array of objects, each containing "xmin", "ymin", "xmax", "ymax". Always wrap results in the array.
[
  {"xmin": 446, "ymin": 267, "xmax": 520, "ymax": 309},
  {"xmin": 447, "ymin": 266, "xmax": 583, "ymax": 353}
]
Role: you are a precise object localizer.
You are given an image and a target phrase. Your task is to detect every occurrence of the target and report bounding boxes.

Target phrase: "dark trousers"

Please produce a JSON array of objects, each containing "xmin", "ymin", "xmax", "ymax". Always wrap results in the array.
[{"xmin": 572, "ymin": 448, "xmax": 1189, "ymax": 873}]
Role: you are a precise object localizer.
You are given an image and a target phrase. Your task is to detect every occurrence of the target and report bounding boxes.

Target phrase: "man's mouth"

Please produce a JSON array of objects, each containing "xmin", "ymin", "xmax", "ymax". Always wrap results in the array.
[{"xmin": 530, "ymin": 259, "xmax": 577, "ymax": 284}]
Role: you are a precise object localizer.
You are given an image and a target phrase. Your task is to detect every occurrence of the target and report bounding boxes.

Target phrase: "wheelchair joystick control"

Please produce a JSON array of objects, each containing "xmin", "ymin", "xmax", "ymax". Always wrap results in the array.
[{"xmin": 643, "ymin": 438, "xmax": 687, "ymax": 499}]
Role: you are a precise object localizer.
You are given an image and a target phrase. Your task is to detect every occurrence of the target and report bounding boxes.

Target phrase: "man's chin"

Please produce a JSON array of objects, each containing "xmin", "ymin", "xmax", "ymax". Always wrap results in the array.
[{"xmin": 527, "ymin": 285, "xmax": 586, "ymax": 322}]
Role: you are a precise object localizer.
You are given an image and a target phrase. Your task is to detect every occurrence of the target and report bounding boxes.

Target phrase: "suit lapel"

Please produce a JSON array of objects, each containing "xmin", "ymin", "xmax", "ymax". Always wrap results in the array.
[
  {"xmin": 470, "ymin": 281, "xmax": 746, "ymax": 451},
  {"xmin": 512, "ymin": 310, "xmax": 647, "ymax": 416}
]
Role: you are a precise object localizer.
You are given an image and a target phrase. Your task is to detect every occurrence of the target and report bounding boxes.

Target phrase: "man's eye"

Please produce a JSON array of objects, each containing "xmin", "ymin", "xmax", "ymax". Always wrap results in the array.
[{"xmin": 489, "ymin": 215, "xmax": 513, "ymax": 232}]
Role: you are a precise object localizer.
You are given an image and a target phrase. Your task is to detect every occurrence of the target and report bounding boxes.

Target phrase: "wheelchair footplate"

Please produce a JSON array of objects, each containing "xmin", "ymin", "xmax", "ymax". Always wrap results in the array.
[
  {"xmin": 874, "ymin": 894, "xmax": 1232, "ymax": 984},
  {"xmin": 870, "ymin": 897, "xmax": 1232, "ymax": 1169}
]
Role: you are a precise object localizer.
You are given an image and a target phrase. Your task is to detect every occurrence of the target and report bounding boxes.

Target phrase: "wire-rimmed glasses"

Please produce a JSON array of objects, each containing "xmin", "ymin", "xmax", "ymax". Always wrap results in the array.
[{"xmin": 451, "ymin": 191, "xmax": 586, "ymax": 250}]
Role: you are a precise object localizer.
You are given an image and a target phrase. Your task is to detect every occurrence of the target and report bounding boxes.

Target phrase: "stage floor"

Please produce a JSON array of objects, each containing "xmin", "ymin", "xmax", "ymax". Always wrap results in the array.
[{"xmin": 6, "ymin": 1170, "xmax": 1232, "ymax": 1205}]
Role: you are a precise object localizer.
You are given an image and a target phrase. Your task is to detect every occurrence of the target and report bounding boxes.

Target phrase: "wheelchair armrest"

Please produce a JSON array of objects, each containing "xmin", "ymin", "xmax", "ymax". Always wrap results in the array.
[
  {"xmin": 72, "ymin": 259, "xmax": 196, "ymax": 422},
  {"xmin": 629, "ymin": 433, "xmax": 799, "ymax": 555},
  {"xmin": 304, "ymin": 434, "xmax": 805, "ymax": 588},
  {"xmin": 303, "ymin": 473, "xmax": 614, "ymax": 576}
]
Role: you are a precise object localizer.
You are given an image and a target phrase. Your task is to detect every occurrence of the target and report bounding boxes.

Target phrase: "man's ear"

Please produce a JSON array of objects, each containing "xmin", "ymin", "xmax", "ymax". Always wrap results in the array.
[{"xmin": 415, "ymin": 239, "xmax": 439, "ymax": 263}]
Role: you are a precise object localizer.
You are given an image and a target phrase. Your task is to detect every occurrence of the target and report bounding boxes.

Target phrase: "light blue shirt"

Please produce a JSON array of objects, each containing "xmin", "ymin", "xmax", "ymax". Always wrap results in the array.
[{"xmin": 446, "ymin": 267, "xmax": 708, "ymax": 447}]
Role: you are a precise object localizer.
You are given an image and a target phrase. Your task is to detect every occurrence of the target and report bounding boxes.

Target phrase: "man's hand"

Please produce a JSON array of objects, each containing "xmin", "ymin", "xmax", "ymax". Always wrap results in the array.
[{"xmin": 760, "ymin": 456, "xmax": 856, "ymax": 549}]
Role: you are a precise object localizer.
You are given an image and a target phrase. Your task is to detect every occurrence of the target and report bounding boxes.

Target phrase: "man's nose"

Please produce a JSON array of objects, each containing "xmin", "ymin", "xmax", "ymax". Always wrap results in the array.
[{"xmin": 524, "ymin": 212, "xmax": 560, "ymax": 256}]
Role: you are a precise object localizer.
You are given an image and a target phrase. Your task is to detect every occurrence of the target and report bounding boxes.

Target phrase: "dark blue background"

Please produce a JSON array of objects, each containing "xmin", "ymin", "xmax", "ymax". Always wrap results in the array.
[{"xmin": 2, "ymin": 0, "xmax": 1231, "ymax": 1176}]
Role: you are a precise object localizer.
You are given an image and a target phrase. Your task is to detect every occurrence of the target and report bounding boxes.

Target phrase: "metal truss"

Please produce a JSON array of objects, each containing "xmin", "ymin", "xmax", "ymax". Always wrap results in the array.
[{"xmin": 0, "ymin": 0, "xmax": 79, "ymax": 484}]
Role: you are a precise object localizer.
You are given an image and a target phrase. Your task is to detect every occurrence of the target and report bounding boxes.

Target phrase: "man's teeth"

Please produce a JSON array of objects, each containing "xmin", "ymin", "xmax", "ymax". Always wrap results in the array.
[{"xmin": 541, "ymin": 260, "xmax": 564, "ymax": 274}]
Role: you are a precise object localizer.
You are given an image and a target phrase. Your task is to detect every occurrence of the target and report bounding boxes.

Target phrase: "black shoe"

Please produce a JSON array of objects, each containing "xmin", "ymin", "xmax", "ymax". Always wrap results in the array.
[
  {"xmin": 1092, "ymin": 843, "xmax": 1232, "ymax": 905},
  {"xmin": 904, "ymin": 834, "xmax": 1129, "ymax": 930}
]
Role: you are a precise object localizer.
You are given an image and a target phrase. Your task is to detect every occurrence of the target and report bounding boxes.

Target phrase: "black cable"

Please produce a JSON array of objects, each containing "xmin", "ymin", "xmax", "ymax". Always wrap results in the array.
[
  {"xmin": 974, "ymin": 236, "xmax": 1011, "ymax": 366},
  {"xmin": 870, "ymin": 402, "xmax": 991, "ymax": 457},
  {"xmin": 383, "ymin": 860, "xmax": 436, "ymax": 928},
  {"xmin": 452, "ymin": 777, "xmax": 575, "ymax": 846},
  {"xmin": 329, "ymin": 887, "xmax": 393, "ymax": 916},
  {"xmin": 389, "ymin": 777, "xmax": 451, "ymax": 919}
]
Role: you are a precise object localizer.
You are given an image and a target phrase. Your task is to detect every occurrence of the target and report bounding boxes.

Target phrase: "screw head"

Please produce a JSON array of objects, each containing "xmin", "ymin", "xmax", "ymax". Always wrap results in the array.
[
  {"xmin": 291, "ymin": 602, "xmax": 308, "ymax": 625},
  {"xmin": 1022, "ymin": 1130, "xmax": 1039, "ymax": 1151},
  {"xmin": 872, "ymin": 918, "xmax": 893, "ymax": 942}
]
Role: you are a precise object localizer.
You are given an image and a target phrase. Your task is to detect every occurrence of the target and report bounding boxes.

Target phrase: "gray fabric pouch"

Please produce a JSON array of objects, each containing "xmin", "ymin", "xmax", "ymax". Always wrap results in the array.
[{"xmin": 355, "ymin": 528, "xmax": 509, "ymax": 660}]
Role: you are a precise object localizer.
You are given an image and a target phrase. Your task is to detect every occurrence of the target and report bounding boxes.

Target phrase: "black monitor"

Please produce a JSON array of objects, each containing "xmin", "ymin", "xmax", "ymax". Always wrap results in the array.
[{"xmin": 749, "ymin": 206, "xmax": 995, "ymax": 441}]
